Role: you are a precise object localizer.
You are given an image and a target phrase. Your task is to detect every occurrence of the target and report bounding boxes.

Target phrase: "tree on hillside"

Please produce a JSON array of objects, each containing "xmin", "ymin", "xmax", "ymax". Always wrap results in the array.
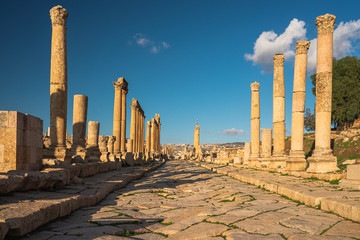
[
  {"xmin": 311, "ymin": 56, "xmax": 360, "ymax": 130},
  {"xmin": 304, "ymin": 108, "xmax": 315, "ymax": 131}
]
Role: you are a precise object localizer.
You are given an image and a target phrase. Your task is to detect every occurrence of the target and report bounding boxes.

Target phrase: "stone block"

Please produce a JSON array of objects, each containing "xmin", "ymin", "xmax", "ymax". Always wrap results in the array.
[
  {"xmin": 0, "ymin": 111, "xmax": 43, "ymax": 172},
  {"xmin": 347, "ymin": 165, "xmax": 360, "ymax": 180}
]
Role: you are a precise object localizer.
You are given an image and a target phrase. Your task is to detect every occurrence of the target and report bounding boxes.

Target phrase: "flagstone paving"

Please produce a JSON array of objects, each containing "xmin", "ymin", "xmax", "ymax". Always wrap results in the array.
[{"xmin": 20, "ymin": 159, "xmax": 360, "ymax": 240}]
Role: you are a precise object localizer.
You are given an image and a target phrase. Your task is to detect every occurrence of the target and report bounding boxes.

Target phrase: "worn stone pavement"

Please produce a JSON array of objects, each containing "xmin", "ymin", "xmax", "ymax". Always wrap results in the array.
[{"xmin": 18, "ymin": 159, "xmax": 360, "ymax": 240}]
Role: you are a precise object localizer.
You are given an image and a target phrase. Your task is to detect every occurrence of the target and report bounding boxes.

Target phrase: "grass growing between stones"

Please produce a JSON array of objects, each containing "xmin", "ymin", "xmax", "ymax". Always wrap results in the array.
[{"xmin": 219, "ymin": 197, "xmax": 236, "ymax": 203}]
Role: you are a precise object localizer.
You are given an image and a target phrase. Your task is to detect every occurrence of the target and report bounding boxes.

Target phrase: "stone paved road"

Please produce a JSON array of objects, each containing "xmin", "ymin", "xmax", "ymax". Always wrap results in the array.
[{"xmin": 20, "ymin": 160, "xmax": 360, "ymax": 240}]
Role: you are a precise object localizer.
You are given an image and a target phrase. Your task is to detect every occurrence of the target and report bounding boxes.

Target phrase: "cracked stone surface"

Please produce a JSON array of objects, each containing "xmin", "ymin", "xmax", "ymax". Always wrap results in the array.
[{"xmin": 22, "ymin": 160, "xmax": 360, "ymax": 239}]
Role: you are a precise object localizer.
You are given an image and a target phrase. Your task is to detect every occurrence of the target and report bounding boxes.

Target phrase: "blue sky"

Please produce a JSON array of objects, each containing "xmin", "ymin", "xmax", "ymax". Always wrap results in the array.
[{"xmin": 1, "ymin": 0, "xmax": 360, "ymax": 144}]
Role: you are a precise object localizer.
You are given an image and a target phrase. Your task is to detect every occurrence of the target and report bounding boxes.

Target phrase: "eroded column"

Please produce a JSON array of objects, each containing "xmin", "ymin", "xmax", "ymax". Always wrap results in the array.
[
  {"xmin": 194, "ymin": 122, "xmax": 200, "ymax": 152},
  {"xmin": 87, "ymin": 121, "xmax": 100, "ymax": 148},
  {"xmin": 287, "ymin": 41, "xmax": 310, "ymax": 171},
  {"xmin": 112, "ymin": 78, "xmax": 122, "ymax": 154},
  {"xmin": 270, "ymin": 53, "xmax": 286, "ymax": 170},
  {"xmin": 156, "ymin": 114, "xmax": 161, "ymax": 152},
  {"xmin": 249, "ymin": 81, "xmax": 260, "ymax": 167},
  {"xmin": 49, "ymin": 6, "xmax": 68, "ymax": 148},
  {"xmin": 307, "ymin": 14, "xmax": 338, "ymax": 173},
  {"xmin": 72, "ymin": 95, "xmax": 88, "ymax": 150},
  {"xmin": 260, "ymin": 129, "xmax": 272, "ymax": 168}
]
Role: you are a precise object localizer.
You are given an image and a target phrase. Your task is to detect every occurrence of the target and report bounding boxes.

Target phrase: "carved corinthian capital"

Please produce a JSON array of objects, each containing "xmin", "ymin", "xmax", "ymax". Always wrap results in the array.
[
  {"xmin": 316, "ymin": 14, "xmax": 336, "ymax": 34},
  {"xmin": 273, "ymin": 53, "xmax": 284, "ymax": 67},
  {"xmin": 250, "ymin": 81, "xmax": 260, "ymax": 92},
  {"xmin": 50, "ymin": 5, "xmax": 68, "ymax": 26},
  {"xmin": 296, "ymin": 41, "xmax": 310, "ymax": 55}
]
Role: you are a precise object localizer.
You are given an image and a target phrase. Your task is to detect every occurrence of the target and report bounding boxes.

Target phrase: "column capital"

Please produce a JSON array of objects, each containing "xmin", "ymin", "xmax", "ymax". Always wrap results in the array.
[
  {"xmin": 316, "ymin": 14, "xmax": 336, "ymax": 34},
  {"xmin": 250, "ymin": 81, "xmax": 260, "ymax": 91},
  {"xmin": 50, "ymin": 5, "xmax": 68, "ymax": 26},
  {"xmin": 296, "ymin": 41, "xmax": 310, "ymax": 55},
  {"xmin": 273, "ymin": 53, "xmax": 284, "ymax": 67}
]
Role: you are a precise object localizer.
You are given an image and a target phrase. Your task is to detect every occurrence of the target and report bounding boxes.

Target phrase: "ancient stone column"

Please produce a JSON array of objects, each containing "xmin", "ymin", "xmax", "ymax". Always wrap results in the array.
[
  {"xmin": 156, "ymin": 114, "xmax": 161, "ymax": 152},
  {"xmin": 112, "ymin": 78, "xmax": 123, "ymax": 154},
  {"xmin": 120, "ymin": 84, "xmax": 128, "ymax": 152},
  {"xmin": 270, "ymin": 53, "xmax": 286, "ymax": 170},
  {"xmin": 87, "ymin": 121, "xmax": 100, "ymax": 148},
  {"xmin": 141, "ymin": 115, "xmax": 145, "ymax": 153},
  {"xmin": 49, "ymin": 6, "xmax": 69, "ymax": 148},
  {"xmin": 243, "ymin": 142, "xmax": 250, "ymax": 165},
  {"xmin": 99, "ymin": 135, "xmax": 109, "ymax": 162},
  {"xmin": 151, "ymin": 118, "xmax": 156, "ymax": 153},
  {"xmin": 249, "ymin": 81, "xmax": 260, "ymax": 167},
  {"xmin": 146, "ymin": 121, "xmax": 151, "ymax": 156},
  {"xmin": 130, "ymin": 99, "xmax": 137, "ymax": 152},
  {"xmin": 287, "ymin": 41, "xmax": 310, "ymax": 171},
  {"xmin": 260, "ymin": 129, "xmax": 272, "ymax": 168},
  {"xmin": 107, "ymin": 136, "xmax": 115, "ymax": 154},
  {"xmin": 307, "ymin": 14, "xmax": 338, "ymax": 173},
  {"xmin": 72, "ymin": 95, "xmax": 88, "ymax": 150},
  {"xmin": 194, "ymin": 122, "xmax": 200, "ymax": 150}
]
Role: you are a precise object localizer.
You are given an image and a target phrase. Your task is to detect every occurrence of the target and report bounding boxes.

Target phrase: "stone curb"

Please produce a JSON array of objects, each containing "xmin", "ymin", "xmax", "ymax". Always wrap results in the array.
[
  {"xmin": 0, "ymin": 161, "xmax": 164, "ymax": 239},
  {"xmin": 190, "ymin": 161, "xmax": 360, "ymax": 223}
]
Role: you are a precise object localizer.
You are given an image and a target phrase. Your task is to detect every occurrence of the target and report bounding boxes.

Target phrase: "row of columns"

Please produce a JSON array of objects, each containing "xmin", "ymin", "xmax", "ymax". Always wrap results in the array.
[
  {"xmin": 47, "ymin": 5, "xmax": 162, "ymax": 164},
  {"xmin": 130, "ymin": 98, "xmax": 145, "ymax": 154},
  {"xmin": 249, "ymin": 14, "xmax": 338, "ymax": 173},
  {"xmin": 150, "ymin": 114, "xmax": 161, "ymax": 154},
  {"xmin": 113, "ymin": 77, "xmax": 128, "ymax": 154}
]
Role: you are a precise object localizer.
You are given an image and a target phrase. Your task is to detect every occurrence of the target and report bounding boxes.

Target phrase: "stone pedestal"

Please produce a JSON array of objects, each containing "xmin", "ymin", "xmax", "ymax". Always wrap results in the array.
[
  {"xmin": 260, "ymin": 129, "xmax": 272, "ymax": 169},
  {"xmin": 107, "ymin": 136, "xmax": 116, "ymax": 161},
  {"xmin": 249, "ymin": 81, "xmax": 260, "ymax": 168},
  {"xmin": 270, "ymin": 53, "xmax": 286, "ymax": 170},
  {"xmin": 287, "ymin": 41, "xmax": 310, "ymax": 171},
  {"xmin": 0, "ymin": 111, "xmax": 43, "ymax": 171},
  {"xmin": 307, "ymin": 14, "xmax": 339, "ymax": 173}
]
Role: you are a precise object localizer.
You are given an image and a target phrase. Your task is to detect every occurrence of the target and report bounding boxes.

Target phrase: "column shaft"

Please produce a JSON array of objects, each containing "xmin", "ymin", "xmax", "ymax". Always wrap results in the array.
[
  {"xmin": 72, "ymin": 95, "xmax": 88, "ymax": 149},
  {"xmin": 112, "ymin": 80, "xmax": 122, "ymax": 154},
  {"xmin": 120, "ymin": 89, "xmax": 127, "ymax": 152},
  {"xmin": 130, "ymin": 100, "xmax": 136, "ymax": 153},
  {"xmin": 146, "ymin": 121, "xmax": 151, "ymax": 154},
  {"xmin": 88, "ymin": 121, "xmax": 100, "ymax": 148},
  {"xmin": 50, "ymin": 6, "xmax": 68, "ymax": 148}
]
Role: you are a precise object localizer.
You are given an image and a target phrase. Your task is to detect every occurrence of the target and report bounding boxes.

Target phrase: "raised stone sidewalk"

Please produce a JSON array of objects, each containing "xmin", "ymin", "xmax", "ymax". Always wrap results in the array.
[
  {"xmin": 191, "ymin": 161, "xmax": 360, "ymax": 223},
  {"xmin": 0, "ymin": 161, "xmax": 164, "ymax": 240}
]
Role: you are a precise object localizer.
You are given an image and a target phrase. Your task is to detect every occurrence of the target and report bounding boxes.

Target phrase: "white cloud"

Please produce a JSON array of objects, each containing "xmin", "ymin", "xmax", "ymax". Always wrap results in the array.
[
  {"xmin": 132, "ymin": 33, "xmax": 170, "ymax": 54},
  {"xmin": 307, "ymin": 20, "xmax": 360, "ymax": 72},
  {"xmin": 245, "ymin": 18, "xmax": 307, "ymax": 73},
  {"xmin": 222, "ymin": 128, "xmax": 246, "ymax": 136}
]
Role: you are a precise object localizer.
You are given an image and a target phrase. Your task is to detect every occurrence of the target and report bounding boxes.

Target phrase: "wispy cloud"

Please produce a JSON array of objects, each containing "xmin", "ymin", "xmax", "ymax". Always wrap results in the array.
[
  {"xmin": 245, "ymin": 18, "xmax": 306, "ymax": 73},
  {"xmin": 205, "ymin": 129, "xmax": 214, "ymax": 134},
  {"xmin": 246, "ymin": 18, "xmax": 360, "ymax": 73},
  {"xmin": 132, "ymin": 33, "xmax": 170, "ymax": 54},
  {"xmin": 221, "ymin": 128, "xmax": 246, "ymax": 136}
]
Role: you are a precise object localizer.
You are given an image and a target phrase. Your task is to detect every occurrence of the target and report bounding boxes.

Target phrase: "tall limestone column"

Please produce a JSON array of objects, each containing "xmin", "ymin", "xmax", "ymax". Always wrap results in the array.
[
  {"xmin": 308, "ymin": 14, "xmax": 338, "ymax": 173},
  {"xmin": 146, "ymin": 121, "xmax": 151, "ymax": 158},
  {"xmin": 130, "ymin": 99, "xmax": 137, "ymax": 153},
  {"xmin": 249, "ymin": 81, "xmax": 260, "ymax": 167},
  {"xmin": 194, "ymin": 122, "xmax": 200, "ymax": 150},
  {"xmin": 155, "ymin": 114, "xmax": 161, "ymax": 152},
  {"xmin": 120, "ymin": 82, "xmax": 128, "ymax": 152},
  {"xmin": 72, "ymin": 95, "xmax": 88, "ymax": 150},
  {"xmin": 270, "ymin": 53, "xmax": 286, "ymax": 170},
  {"xmin": 49, "ymin": 6, "xmax": 69, "ymax": 149},
  {"xmin": 151, "ymin": 118, "xmax": 157, "ymax": 153},
  {"xmin": 287, "ymin": 41, "xmax": 310, "ymax": 171},
  {"xmin": 112, "ymin": 78, "xmax": 123, "ymax": 154},
  {"xmin": 260, "ymin": 129, "xmax": 272, "ymax": 168}
]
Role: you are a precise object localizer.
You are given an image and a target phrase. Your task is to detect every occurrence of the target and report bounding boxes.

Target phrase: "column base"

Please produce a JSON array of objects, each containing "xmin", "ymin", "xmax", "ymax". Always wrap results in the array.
[
  {"xmin": 87, "ymin": 147, "xmax": 101, "ymax": 162},
  {"xmin": 43, "ymin": 146, "xmax": 71, "ymax": 165},
  {"xmin": 259, "ymin": 156, "xmax": 271, "ymax": 169},
  {"xmin": 307, "ymin": 150, "xmax": 338, "ymax": 173},
  {"xmin": 269, "ymin": 155, "xmax": 287, "ymax": 170},
  {"xmin": 286, "ymin": 150, "xmax": 307, "ymax": 171},
  {"xmin": 71, "ymin": 147, "xmax": 89, "ymax": 163},
  {"xmin": 248, "ymin": 154, "xmax": 260, "ymax": 168}
]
